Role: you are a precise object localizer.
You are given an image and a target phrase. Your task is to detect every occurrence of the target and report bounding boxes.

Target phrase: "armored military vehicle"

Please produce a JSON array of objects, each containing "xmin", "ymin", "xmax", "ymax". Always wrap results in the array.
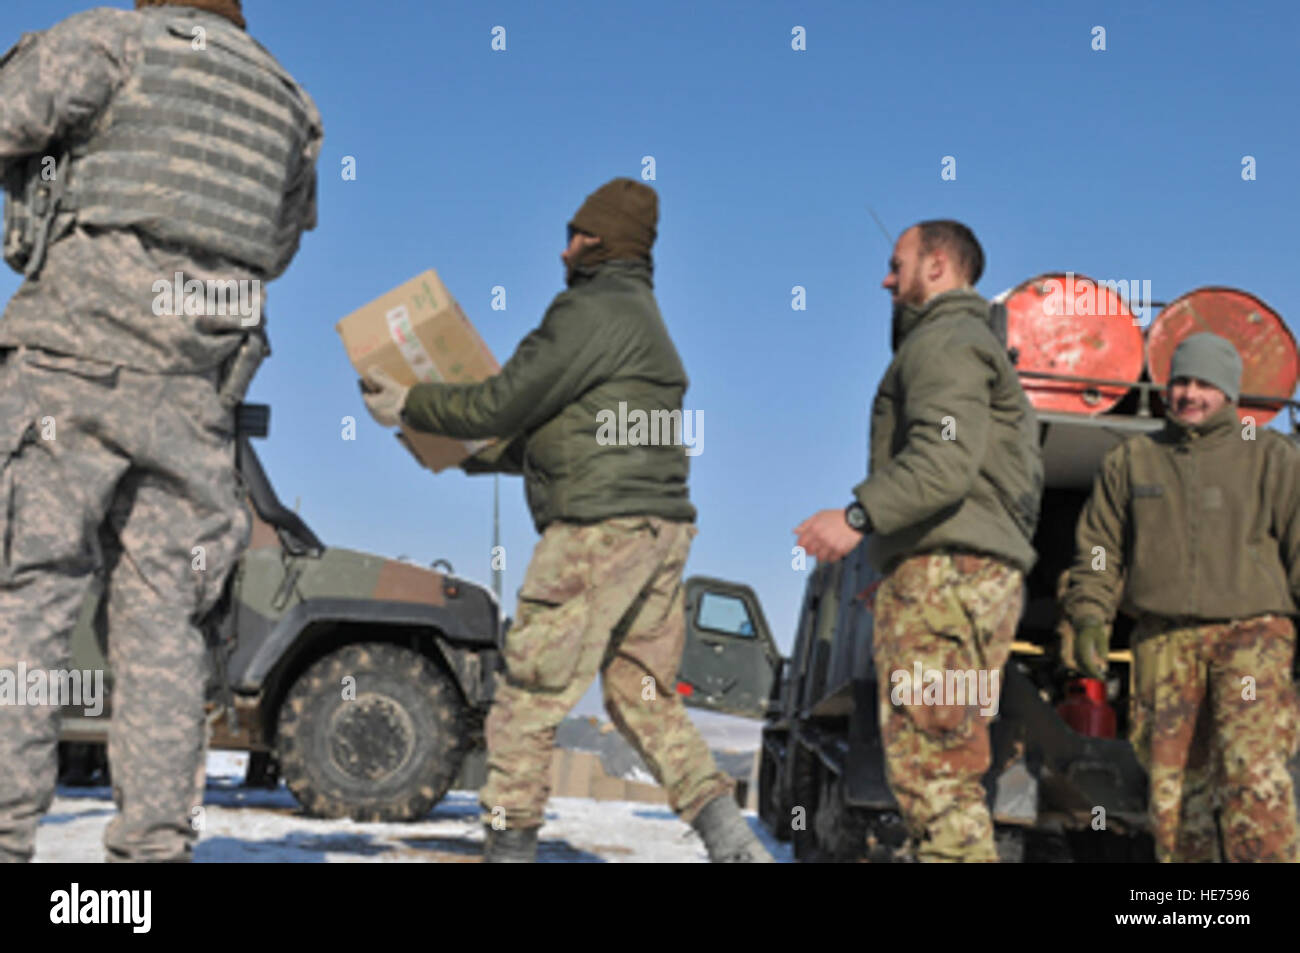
[
  {"xmin": 675, "ymin": 281, "xmax": 1300, "ymax": 861},
  {"xmin": 59, "ymin": 404, "xmax": 502, "ymax": 822}
]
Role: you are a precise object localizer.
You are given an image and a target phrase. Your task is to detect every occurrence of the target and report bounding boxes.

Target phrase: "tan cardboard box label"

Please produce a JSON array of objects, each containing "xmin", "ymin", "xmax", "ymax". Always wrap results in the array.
[{"xmin": 337, "ymin": 270, "xmax": 499, "ymax": 472}]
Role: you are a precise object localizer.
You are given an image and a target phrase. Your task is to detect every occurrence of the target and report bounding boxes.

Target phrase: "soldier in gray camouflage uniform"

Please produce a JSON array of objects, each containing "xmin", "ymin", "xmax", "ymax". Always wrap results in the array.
[{"xmin": 0, "ymin": 0, "xmax": 321, "ymax": 862}]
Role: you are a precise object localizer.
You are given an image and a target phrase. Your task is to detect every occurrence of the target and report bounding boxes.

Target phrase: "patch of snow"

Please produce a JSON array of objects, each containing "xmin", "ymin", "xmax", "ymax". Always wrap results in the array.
[{"xmin": 35, "ymin": 752, "xmax": 792, "ymax": 864}]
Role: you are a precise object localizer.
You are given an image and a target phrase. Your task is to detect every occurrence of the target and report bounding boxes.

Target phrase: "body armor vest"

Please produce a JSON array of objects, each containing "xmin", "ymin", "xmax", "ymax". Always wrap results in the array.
[
  {"xmin": 2, "ymin": 32, "xmax": 49, "ymax": 275},
  {"xmin": 58, "ymin": 9, "xmax": 314, "ymax": 276}
]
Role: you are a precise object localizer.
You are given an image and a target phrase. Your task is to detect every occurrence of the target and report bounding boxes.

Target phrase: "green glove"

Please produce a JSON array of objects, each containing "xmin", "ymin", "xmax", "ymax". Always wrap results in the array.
[{"xmin": 1073, "ymin": 617, "xmax": 1109, "ymax": 679}]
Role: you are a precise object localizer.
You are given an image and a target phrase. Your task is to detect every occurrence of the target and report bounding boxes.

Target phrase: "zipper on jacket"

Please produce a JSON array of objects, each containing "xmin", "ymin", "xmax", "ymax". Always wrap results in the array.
[{"xmin": 1181, "ymin": 446, "xmax": 1198, "ymax": 617}]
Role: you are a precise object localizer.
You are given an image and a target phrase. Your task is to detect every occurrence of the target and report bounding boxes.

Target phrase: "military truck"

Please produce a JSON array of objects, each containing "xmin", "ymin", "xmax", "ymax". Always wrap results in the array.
[
  {"xmin": 674, "ymin": 293, "xmax": 1300, "ymax": 862},
  {"xmin": 59, "ymin": 404, "xmax": 502, "ymax": 822},
  {"xmin": 675, "ymin": 418, "xmax": 1161, "ymax": 862}
]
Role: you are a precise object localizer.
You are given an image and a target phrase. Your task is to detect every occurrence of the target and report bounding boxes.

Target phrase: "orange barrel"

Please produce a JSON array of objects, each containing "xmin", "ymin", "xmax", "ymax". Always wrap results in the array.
[
  {"xmin": 1000, "ymin": 273, "xmax": 1145, "ymax": 415},
  {"xmin": 1147, "ymin": 287, "xmax": 1297, "ymax": 426}
]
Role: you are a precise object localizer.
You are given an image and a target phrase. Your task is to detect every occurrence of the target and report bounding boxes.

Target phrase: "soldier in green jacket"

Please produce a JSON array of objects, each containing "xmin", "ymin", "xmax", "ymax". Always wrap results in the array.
[
  {"xmin": 1062, "ymin": 332, "xmax": 1300, "ymax": 862},
  {"xmin": 796, "ymin": 220, "xmax": 1043, "ymax": 862},
  {"xmin": 361, "ymin": 179, "xmax": 770, "ymax": 863}
]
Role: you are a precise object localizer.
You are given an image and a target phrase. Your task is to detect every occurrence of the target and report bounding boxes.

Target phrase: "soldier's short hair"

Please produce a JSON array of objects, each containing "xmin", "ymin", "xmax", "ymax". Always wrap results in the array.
[{"xmin": 917, "ymin": 219, "xmax": 984, "ymax": 285}]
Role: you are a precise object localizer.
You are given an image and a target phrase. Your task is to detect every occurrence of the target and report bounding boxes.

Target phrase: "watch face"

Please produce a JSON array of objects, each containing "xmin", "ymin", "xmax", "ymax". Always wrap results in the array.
[{"xmin": 846, "ymin": 504, "xmax": 866, "ymax": 530}]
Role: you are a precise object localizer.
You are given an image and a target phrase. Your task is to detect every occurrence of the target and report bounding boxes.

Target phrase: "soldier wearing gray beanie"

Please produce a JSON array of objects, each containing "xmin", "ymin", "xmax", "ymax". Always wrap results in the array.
[
  {"xmin": 1168, "ymin": 332, "xmax": 1243, "ymax": 402},
  {"xmin": 1062, "ymin": 325, "xmax": 1300, "ymax": 863}
]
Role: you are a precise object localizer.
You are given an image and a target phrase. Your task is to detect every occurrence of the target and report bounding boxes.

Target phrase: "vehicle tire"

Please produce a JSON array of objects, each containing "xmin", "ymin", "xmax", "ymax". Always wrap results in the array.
[
  {"xmin": 994, "ymin": 825, "xmax": 1026, "ymax": 863},
  {"xmin": 813, "ymin": 768, "xmax": 868, "ymax": 861},
  {"xmin": 277, "ymin": 642, "xmax": 468, "ymax": 822},
  {"xmin": 757, "ymin": 739, "xmax": 790, "ymax": 841},
  {"xmin": 1064, "ymin": 828, "xmax": 1156, "ymax": 862},
  {"xmin": 861, "ymin": 809, "xmax": 910, "ymax": 862},
  {"xmin": 245, "ymin": 750, "xmax": 281, "ymax": 789},
  {"xmin": 789, "ymin": 741, "xmax": 822, "ymax": 861},
  {"xmin": 1022, "ymin": 828, "xmax": 1073, "ymax": 863}
]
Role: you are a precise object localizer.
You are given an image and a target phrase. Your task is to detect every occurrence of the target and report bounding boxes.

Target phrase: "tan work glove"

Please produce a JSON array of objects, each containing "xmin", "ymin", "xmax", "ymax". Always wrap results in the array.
[{"xmin": 360, "ymin": 367, "xmax": 410, "ymax": 428}]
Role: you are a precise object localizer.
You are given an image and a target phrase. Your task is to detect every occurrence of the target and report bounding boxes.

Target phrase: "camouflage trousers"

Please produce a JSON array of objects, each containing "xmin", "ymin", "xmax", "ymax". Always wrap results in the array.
[
  {"xmin": 1130, "ymin": 614, "xmax": 1299, "ymax": 863},
  {"xmin": 0, "ymin": 347, "xmax": 249, "ymax": 862},
  {"xmin": 873, "ymin": 552, "xmax": 1023, "ymax": 862},
  {"xmin": 481, "ymin": 516, "xmax": 733, "ymax": 830}
]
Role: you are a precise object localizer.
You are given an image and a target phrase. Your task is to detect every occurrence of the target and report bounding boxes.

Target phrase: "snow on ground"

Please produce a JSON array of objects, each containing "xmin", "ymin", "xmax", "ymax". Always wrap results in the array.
[
  {"xmin": 687, "ymin": 709, "xmax": 765, "ymax": 752},
  {"xmin": 35, "ymin": 751, "xmax": 793, "ymax": 863}
]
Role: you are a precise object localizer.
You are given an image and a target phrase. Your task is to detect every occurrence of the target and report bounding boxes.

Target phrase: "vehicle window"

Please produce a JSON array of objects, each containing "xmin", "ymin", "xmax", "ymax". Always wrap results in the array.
[{"xmin": 696, "ymin": 592, "xmax": 756, "ymax": 638}]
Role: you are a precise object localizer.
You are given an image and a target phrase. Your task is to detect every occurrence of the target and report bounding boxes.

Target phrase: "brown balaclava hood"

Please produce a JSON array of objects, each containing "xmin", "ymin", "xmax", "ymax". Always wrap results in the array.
[
  {"xmin": 136, "ymin": 0, "xmax": 246, "ymax": 29},
  {"xmin": 566, "ymin": 178, "xmax": 657, "ymax": 283}
]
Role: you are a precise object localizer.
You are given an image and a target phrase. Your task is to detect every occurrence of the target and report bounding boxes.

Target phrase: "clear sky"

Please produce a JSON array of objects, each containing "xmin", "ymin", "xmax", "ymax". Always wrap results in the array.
[{"xmin": 4, "ymin": 1, "xmax": 1298, "ymax": 716}]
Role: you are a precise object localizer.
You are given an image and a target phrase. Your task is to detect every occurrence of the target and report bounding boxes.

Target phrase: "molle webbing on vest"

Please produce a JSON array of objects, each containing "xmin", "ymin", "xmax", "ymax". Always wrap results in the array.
[
  {"xmin": 80, "ymin": 133, "xmax": 288, "ymax": 199},
  {"xmin": 64, "ymin": 12, "xmax": 308, "ymax": 273},
  {"xmin": 101, "ymin": 106, "xmax": 292, "ymax": 166},
  {"xmin": 140, "ymin": 47, "xmax": 306, "ymax": 126}
]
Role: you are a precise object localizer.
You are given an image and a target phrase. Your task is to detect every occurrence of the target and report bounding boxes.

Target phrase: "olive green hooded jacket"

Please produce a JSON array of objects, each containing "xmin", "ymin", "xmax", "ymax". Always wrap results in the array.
[
  {"xmin": 856, "ymin": 288, "xmax": 1043, "ymax": 574},
  {"xmin": 1062, "ymin": 404, "xmax": 1300, "ymax": 623},
  {"xmin": 401, "ymin": 259, "xmax": 696, "ymax": 532}
]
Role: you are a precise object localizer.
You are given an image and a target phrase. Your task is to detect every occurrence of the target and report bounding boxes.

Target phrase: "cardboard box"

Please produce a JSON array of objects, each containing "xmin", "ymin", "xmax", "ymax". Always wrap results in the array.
[{"xmin": 337, "ymin": 269, "xmax": 499, "ymax": 472}]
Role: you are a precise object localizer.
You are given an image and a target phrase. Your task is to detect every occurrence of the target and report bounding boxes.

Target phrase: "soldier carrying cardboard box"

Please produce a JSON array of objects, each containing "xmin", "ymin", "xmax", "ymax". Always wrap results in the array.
[{"xmin": 360, "ymin": 178, "xmax": 772, "ymax": 863}]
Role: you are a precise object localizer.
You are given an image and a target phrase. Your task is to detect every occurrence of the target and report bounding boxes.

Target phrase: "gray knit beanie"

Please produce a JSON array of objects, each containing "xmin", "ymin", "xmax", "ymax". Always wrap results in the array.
[{"xmin": 1168, "ymin": 332, "xmax": 1243, "ymax": 402}]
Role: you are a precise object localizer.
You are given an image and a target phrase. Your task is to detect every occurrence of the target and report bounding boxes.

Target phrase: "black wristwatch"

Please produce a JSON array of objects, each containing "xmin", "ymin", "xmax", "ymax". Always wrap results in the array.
[{"xmin": 844, "ymin": 501, "xmax": 870, "ymax": 532}]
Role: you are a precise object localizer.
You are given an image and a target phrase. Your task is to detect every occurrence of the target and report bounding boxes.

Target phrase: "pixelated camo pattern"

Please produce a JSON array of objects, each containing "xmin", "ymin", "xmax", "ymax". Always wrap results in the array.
[{"xmin": 0, "ymin": 349, "xmax": 247, "ymax": 862}]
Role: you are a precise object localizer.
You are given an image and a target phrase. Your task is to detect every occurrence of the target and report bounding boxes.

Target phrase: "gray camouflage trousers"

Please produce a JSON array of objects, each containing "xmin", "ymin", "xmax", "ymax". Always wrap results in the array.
[{"xmin": 0, "ymin": 347, "xmax": 249, "ymax": 862}]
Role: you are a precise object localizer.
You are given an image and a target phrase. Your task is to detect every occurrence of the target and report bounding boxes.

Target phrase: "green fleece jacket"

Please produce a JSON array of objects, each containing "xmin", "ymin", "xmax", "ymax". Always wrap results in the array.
[
  {"xmin": 1062, "ymin": 404, "xmax": 1300, "ymax": 623},
  {"xmin": 401, "ymin": 259, "xmax": 696, "ymax": 532},
  {"xmin": 856, "ymin": 288, "xmax": 1043, "ymax": 574}
]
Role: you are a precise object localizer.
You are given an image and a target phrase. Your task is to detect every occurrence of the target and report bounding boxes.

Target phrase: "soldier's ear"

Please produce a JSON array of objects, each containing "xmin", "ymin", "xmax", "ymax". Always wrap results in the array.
[{"xmin": 921, "ymin": 246, "xmax": 945, "ymax": 281}]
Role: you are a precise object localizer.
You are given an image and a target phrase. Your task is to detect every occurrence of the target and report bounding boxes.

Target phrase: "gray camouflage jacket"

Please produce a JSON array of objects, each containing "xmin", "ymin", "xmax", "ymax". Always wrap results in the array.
[{"xmin": 0, "ymin": 7, "xmax": 322, "ymax": 373}]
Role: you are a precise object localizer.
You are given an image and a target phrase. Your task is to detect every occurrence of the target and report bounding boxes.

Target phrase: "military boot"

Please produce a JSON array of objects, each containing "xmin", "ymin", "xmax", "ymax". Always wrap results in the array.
[
  {"xmin": 483, "ymin": 825, "xmax": 539, "ymax": 863},
  {"xmin": 690, "ymin": 794, "xmax": 774, "ymax": 863}
]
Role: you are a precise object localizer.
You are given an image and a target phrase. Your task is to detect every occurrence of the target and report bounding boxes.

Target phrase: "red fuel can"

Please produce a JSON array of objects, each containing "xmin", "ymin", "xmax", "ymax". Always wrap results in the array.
[{"xmin": 1057, "ymin": 677, "xmax": 1117, "ymax": 738}]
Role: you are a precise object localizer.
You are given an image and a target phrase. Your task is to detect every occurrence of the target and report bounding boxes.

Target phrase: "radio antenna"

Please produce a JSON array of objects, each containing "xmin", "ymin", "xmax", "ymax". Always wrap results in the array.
[{"xmin": 867, "ymin": 206, "xmax": 893, "ymax": 246}]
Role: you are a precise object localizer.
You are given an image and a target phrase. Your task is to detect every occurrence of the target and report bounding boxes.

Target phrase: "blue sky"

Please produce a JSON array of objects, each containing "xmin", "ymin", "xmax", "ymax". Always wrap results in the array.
[{"xmin": 4, "ymin": 1, "xmax": 1298, "ymax": 715}]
